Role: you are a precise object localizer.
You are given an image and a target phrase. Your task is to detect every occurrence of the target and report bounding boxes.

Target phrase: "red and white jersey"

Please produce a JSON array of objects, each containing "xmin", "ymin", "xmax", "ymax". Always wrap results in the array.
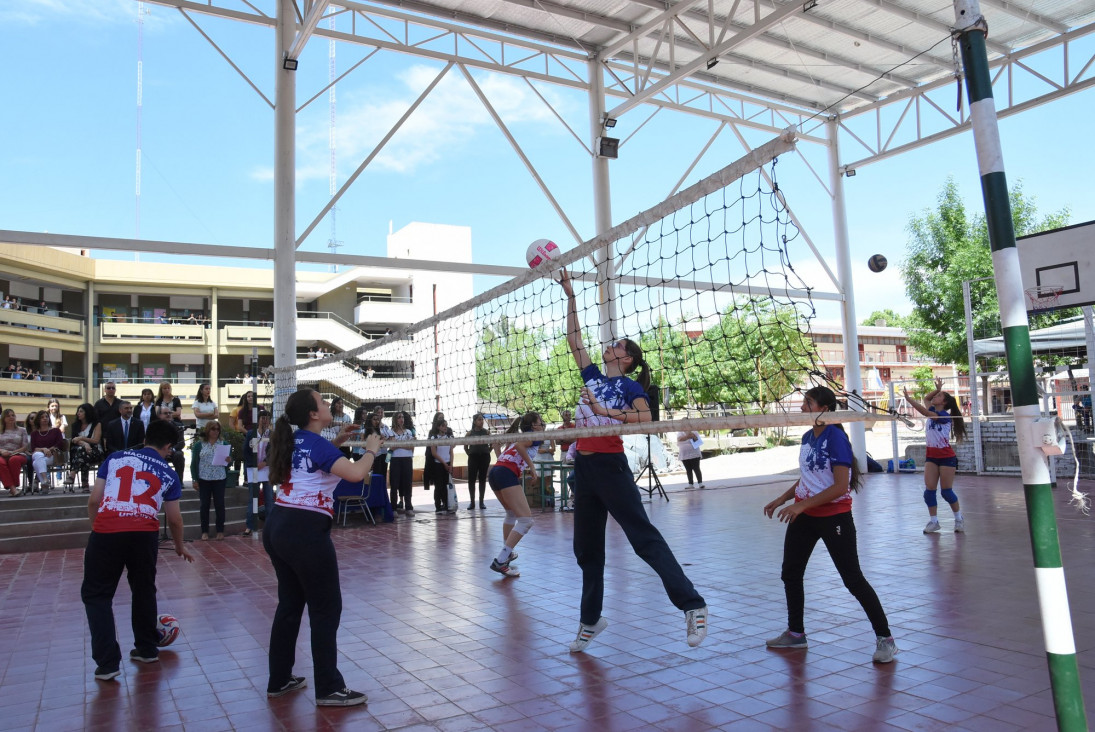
[
  {"xmin": 93, "ymin": 447, "xmax": 183, "ymax": 533},
  {"xmin": 925, "ymin": 408, "xmax": 956, "ymax": 459},
  {"xmin": 495, "ymin": 440, "xmax": 541, "ymax": 477}
]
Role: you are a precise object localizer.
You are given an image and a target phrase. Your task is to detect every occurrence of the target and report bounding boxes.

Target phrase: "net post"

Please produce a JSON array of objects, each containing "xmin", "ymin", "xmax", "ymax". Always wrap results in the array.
[{"xmin": 955, "ymin": 2, "xmax": 1087, "ymax": 727}]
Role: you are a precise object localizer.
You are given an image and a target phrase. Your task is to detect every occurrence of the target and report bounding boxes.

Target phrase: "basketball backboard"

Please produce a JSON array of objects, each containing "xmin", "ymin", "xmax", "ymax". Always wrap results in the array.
[{"xmin": 1017, "ymin": 220, "xmax": 1095, "ymax": 313}]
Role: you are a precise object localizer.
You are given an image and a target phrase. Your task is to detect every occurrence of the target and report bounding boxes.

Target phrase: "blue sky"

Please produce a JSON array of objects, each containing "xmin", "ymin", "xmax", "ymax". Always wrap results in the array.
[{"xmin": 4, "ymin": 1, "xmax": 1094, "ymax": 323}]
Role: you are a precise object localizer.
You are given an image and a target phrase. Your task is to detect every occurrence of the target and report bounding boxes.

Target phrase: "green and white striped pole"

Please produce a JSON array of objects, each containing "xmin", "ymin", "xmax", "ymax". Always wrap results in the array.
[{"xmin": 953, "ymin": 2, "xmax": 1086, "ymax": 728}]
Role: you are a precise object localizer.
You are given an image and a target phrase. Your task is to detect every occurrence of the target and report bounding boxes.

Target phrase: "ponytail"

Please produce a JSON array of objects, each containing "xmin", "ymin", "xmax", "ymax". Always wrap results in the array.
[
  {"xmin": 506, "ymin": 411, "xmax": 541, "ymax": 434},
  {"xmin": 267, "ymin": 415, "xmax": 295, "ymax": 485},
  {"xmin": 618, "ymin": 338, "xmax": 651, "ymax": 390},
  {"xmin": 942, "ymin": 393, "xmax": 967, "ymax": 443},
  {"xmin": 267, "ymin": 388, "xmax": 319, "ymax": 485}
]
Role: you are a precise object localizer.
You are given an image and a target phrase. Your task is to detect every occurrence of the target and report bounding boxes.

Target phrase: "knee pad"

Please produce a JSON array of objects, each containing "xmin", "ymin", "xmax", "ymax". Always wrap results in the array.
[
  {"xmin": 504, "ymin": 510, "xmax": 516, "ymax": 523},
  {"xmin": 513, "ymin": 516, "xmax": 534, "ymax": 536},
  {"xmin": 940, "ymin": 488, "xmax": 958, "ymax": 505},
  {"xmin": 923, "ymin": 489, "xmax": 938, "ymax": 507}
]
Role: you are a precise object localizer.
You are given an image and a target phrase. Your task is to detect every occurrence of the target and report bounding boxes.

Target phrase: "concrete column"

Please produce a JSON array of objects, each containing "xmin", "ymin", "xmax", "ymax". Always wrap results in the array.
[{"xmin": 273, "ymin": 0, "xmax": 298, "ymax": 416}]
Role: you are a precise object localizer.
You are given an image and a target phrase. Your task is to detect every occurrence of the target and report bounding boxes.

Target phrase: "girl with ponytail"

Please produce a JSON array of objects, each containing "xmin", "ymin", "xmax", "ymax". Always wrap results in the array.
[
  {"xmin": 557, "ymin": 270, "xmax": 707, "ymax": 653},
  {"xmin": 263, "ymin": 388, "xmax": 381, "ymax": 707},
  {"xmin": 903, "ymin": 377, "xmax": 967, "ymax": 534},
  {"xmin": 763, "ymin": 385, "xmax": 897, "ymax": 664}
]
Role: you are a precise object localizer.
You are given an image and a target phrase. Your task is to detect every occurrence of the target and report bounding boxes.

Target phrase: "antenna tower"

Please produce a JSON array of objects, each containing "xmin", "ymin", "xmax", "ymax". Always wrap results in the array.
[{"xmin": 327, "ymin": 11, "xmax": 342, "ymax": 271}]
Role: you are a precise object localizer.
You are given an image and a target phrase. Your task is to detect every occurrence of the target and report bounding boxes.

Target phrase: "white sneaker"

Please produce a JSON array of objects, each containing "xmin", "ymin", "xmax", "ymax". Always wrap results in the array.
[
  {"xmin": 873, "ymin": 636, "xmax": 898, "ymax": 663},
  {"xmin": 698, "ymin": 483, "xmax": 706, "ymax": 489},
  {"xmin": 954, "ymin": 517, "xmax": 965, "ymax": 533},
  {"xmin": 685, "ymin": 606, "xmax": 708, "ymax": 647},
  {"xmin": 923, "ymin": 519, "xmax": 941, "ymax": 534},
  {"xmin": 569, "ymin": 617, "xmax": 608, "ymax": 653}
]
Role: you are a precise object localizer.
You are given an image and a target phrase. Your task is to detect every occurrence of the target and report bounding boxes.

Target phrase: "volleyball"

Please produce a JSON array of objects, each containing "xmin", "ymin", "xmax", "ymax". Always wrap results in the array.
[
  {"xmin": 156, "ymin": 613, "xmax": 181, "ymax": 647},
  {"xmin": 867, "ymin": 254, "xmax": 888, "ymax": 273},
  {"xmin": 526, "ymin": 239, "xmax": 560, "ymax": 269}
]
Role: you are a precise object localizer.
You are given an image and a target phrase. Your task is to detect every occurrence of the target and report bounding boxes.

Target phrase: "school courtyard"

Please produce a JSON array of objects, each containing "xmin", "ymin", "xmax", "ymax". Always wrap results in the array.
[{"xmin": 2, "ymin": 457, "xmax": 1094, "ymax": 731}]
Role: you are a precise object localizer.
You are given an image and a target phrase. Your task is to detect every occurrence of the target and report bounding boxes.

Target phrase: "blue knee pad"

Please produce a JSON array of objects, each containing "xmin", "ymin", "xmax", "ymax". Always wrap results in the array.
[
  {"xmin": 940, "ymin": 488, "xmax": 958, "ymax": 505},
  {"xmin": 923, "ymin": 489, "xmax": 938, "ymax": 507}
]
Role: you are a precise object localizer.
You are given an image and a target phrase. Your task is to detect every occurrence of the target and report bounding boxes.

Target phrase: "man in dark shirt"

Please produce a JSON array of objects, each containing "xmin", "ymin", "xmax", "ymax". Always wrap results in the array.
[{"xmin": 94, "ymin": 381, "xmax": 122, "ymax": 426}]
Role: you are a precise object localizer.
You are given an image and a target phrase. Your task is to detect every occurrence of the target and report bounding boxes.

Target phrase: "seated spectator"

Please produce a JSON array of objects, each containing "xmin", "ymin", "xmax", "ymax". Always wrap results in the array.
[
  {"xmin": 0, "ymin": 408, "xmax": 29, "ymax": 496},
  {"xmin": 47, "ymin": 398, "xmax": 68, "ymax": 433},
  {"xmin": 69, "ymin": 403, "xmax": 104, "ymax": 492},
  {"xmin": 29, "ymin": 410, "xmax": 64, "ymax": 493}
]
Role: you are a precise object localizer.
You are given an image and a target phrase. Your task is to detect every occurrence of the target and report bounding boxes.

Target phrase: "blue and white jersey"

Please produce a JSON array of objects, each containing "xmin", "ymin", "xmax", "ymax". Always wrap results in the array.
[
  {"xmin": 795, "ymin": 425, "xmax": 854, "ymax": 517},
  {"xmin": 94, "ymin": 447, "xmax": 183, "ymax": 533},
  {"xmin": 275, "ymin": 429, "xmax": 346, "ymax": 518},
  {"xmin": 575, "ymin": 364, "xmax": 647, "ymax": 453}
]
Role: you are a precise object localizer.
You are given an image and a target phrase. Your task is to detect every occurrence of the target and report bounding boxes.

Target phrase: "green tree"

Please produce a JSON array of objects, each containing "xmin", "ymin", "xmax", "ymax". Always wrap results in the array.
[
  {"xmin": 903, "ymin": 178, "xmax": 1071, "ymax": 364},
  {"xmin": 861, "ymin": 309, "xmax": 907, "ymax": 328},
  {"xmin": 908, "ymin": 365, "xmax": 936, "ymax": 398}
]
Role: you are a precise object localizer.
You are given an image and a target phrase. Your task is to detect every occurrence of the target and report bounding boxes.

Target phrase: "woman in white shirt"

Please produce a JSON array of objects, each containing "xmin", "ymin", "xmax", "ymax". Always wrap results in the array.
[
  {"xmin": 387, "ymin": 411, "xmax": 415, "ymax": 515},
  {"xmin": 46, "ymin": 398, "xmax": 69, "ymax": 433},
  {"xmin": 320, "ymin": 396, "xmax": 353, "ymax": 456},
  {"xmin": 191, "ymin": 382, "xmax": 219, "ymax": 432},
  {"xmin": 428, "ymin": 419, "xmax": 455, "ymax": 513},
  {"xmin": 136, "ymin": 388, "xmax": 157, "ymax": 430},
  {"xmin": 676, "ymin": 431, "xmax": 705, "ymax": 489}
]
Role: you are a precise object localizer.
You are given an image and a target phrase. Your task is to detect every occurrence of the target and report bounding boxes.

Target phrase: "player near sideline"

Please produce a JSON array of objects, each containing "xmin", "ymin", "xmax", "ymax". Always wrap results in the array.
[
  {"xmin": 264, "ymin": 388, "xmax": 382, "ymax": 706},
  {"xmin": 763, "ymin": 385, "xmax": 898, "ymax": 663},
  {"xmin": 81, "ymin": 419, "xmax": 195, "ymax": 682},
  {"xmin": 486, "ymin": 412, "xmax": 545, "ymax": 578},
  {"xmin": 903, "ymin": 378, "xmax": 967, "ymax": 533},
  {"xmin": 557, "ymin": 269, "xmax": 708, "ymax": 652}
]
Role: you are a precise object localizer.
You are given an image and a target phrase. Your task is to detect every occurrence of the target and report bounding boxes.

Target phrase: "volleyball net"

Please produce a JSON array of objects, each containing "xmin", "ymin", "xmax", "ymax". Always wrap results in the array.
[{"xmin": 273, "ymin": 129, "xmax": 877, "ymax": 446}]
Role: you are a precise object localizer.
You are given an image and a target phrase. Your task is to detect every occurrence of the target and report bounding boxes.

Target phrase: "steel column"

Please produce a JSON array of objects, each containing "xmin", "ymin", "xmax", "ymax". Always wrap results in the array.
[
  {"xmin": 827, "ymin": 117, "xmax": 867, "ymax": 470},
  {"xmin": 273, "ymin": 0, "xmax": 298, "ymax": 415}
]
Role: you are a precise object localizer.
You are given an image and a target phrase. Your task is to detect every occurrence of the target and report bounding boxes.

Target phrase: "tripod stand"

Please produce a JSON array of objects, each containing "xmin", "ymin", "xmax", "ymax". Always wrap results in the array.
[{"xmin": 637, "ymin": 433, "xmax": 668, "ymax": 502}]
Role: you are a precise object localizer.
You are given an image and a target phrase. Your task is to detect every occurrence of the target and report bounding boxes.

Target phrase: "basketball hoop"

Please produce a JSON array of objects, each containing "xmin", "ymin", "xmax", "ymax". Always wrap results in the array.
[{"xmin": 1026, "ymin": 286, "xmax": 1063, "ymax": 314}]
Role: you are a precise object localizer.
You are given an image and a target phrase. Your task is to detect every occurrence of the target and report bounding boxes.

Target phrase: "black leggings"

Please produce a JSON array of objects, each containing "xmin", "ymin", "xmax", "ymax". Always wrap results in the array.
[
  {"xmin": 780, "ymin": 511, "xmax": 890, "ymax": 637},
  {"xmin": 389, "ymin": 456, "xmax": 413, "ymax": 509},
  {"xmin": 682, "ymin": 457, "xmax": 702, "ymax": 485},
  {"xmin": 466, "ymin": 453, "xmax": 490, "ymax": 503}
]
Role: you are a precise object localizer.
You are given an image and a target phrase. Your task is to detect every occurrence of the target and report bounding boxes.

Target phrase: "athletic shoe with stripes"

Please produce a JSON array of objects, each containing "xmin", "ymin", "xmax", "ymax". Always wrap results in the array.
[
  {"xmin": 568, "ymin": 617, "xmax": 608, "ymax": 653},
  {"xmin": 685, "ymin": 606, "xmax": 708, "ymax": 647},
  {"xmin": 267, "ymin": 676, "xmax": 307, "ymax": 697},
  {"xmin": 315, "ymin": 688, "xmax": 368, "ymax": 707},
  {"xmin": 490, "ymin": 558, "xmax": 520, "ymax": 577}
]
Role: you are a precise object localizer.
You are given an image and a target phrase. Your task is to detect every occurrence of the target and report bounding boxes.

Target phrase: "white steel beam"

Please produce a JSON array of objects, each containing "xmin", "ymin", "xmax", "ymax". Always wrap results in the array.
[
  {"xmin": 296, "ymin": 62, "xmax": 455, "ymax": 247},
  {"xmin": 606, "ymin": 0, "xmax": 806, "ymax": 120},
  {"xmin": 598, "ymin": 0, "xmax": 708, "ymax": 61},
  {"xmin": 459, "ymin": 64, "xmax": 584, "ymax": 246},
  {"xmin": 286, "ymin": 0, "xmax": 331, "ymax": 61}
]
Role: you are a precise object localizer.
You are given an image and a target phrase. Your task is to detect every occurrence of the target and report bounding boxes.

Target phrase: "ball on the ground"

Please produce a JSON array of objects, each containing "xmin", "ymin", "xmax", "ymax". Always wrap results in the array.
[
  {"xmin": 526, "ymin": 239, "xmax": 560, "ymax": 269},
  {"xmin": 867, "ymin": 254, "xmax": 888, "ymax": 273},
  {"xmin": 156, "ymin": 613, "xmax": 181, "ymax": 647}
]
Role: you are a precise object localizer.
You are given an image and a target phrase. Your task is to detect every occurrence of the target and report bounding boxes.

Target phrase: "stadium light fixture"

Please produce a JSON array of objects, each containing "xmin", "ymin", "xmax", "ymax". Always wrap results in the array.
[
  {"xmin": 706, "ymin": 58, "xmax": 719, "ymax": 70},
  {"xmin": 603, "ymin": 116, "xmax": 617, "ymax": 129},
  {"xmin": 282, "ymin": 55, "xmax": 299, "ymax": 71}
]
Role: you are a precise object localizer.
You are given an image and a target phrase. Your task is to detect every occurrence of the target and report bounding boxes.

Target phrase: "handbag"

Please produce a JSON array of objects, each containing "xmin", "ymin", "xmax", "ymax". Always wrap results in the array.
[{"xmin": 446, "ymin": 478, "xmax": 458, "ymax": 510}]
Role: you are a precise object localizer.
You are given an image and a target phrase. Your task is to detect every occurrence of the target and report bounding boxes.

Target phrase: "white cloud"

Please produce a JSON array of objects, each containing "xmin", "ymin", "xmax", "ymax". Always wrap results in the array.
[
  {"xmin": 3, "ymin": 0, "xmax": 143, "ymax": 25},
  {"xmin": 260, "ymin": 64, "xmax": 570, "ymax": 183}
]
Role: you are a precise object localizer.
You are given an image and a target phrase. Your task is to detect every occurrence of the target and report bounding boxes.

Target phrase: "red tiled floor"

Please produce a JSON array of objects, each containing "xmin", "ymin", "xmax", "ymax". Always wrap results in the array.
[{"xmin": 2, "ymin": 471, "xmax": 1095, "ymax": 730}]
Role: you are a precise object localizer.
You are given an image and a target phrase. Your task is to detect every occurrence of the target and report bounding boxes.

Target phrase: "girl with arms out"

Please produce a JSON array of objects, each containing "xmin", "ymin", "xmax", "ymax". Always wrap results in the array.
[
  {"xmin": 558, "ymin": 270, "xmax": 707, "ymax": 652},
  {"xmin": 763, "ymin": 385, "xmax": 897, "ymax": 663},
  {"xmin": 264, "ymin": 388, "xmax": 381, "ymax": 706},
  {"xmin": 903, "ymin": 378, "xmax": 967, "ymax": 533},
  {"xmin": 485, "ymin": 412, "xmax": 544, "ymax": 577}
]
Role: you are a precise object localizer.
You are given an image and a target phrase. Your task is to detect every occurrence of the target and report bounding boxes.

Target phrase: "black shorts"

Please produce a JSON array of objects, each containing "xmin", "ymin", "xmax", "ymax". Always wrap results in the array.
[
  {"xmin": 926, "ymin": 456, "xmax": 958, "ymax": 468},
  {"xmin": 488, "ymin": 466, "xmax": 521, "ymax": 492}
]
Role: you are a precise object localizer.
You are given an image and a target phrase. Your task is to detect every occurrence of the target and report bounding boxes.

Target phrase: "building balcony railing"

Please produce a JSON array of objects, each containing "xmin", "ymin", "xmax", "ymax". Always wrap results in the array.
[
  {"xmin": 353, "ymin": 299, "xmax": 416, "ymax": 327},
  {"xmin": 0, "ymin": 307, "xmax": 85, "ymax": 337},
  {"xmin": 0, "ymin": 376, "xmax": 84, "ymax": 400},
  {"xmin": 100, "ymin": 319, "xmax": 207, "ymax": 344}
]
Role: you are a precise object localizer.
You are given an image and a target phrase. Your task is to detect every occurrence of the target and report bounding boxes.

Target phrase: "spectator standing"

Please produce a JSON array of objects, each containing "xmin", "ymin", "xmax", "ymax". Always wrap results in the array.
[
  {"xmin": 464, "ymin": 413, "xmax": 491, "ymax": 510},
  {"xmin": 429, "ymin": 419, "xmax": 455, "ymax": 513},
  {"xmin": 231, "ymin": 391, "xmax": 256, "ymax": 433},
  {"xmin": 557, "ymin": 409, "xmax": 576, "ymax": 462},
  {"xmin": 94, "ymin": 382, "xmax": 122, "ymax": 427},
  {"xmin": 135, "ymin": 389, "xmax": 156, "ymax": 430},
  {"xmin": 387, "ymin": 411, "xmax": 415, "ymax": 515},
  {"xmin": 47, "ymin": 398, "xmax": 69, "ymax": 433},
  {"xmin": 192, "ymin": 382, "xmax": 219, "ymax": 432},
  {"xmin": 81, "ymin": 419, "xmax": 194, "ymax": 681},
  {"xmin": 191, "ymin": 422, "xmax": 228, "ymax": 540},
  {"xmin": 0, "ymin": 408, "xmax": 29, "ymax": 496},
  {"xmin": 321, "ymin": 397, "xmax": 352, "ymax": 458},
  {"xmin": 243, "ymin": 410, "xmax": 273, "ymax": 537},
  {"xmin": 676, "ymin": 430, "xmax": 705, "ymax": 489},
  {"xmin": 154, "ymin": 382, "xmax": 185, "ymax": 479}
]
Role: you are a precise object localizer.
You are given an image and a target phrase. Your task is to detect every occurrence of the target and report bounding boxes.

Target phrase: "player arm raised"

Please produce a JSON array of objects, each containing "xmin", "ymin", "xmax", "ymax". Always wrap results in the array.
[
  {"xmin": 902, "ymin": 386, "xmax": 935, "ymax": 417},
  {"xmin": 558, "ymin": 270, "xmax": 592, "ymax": 371}
]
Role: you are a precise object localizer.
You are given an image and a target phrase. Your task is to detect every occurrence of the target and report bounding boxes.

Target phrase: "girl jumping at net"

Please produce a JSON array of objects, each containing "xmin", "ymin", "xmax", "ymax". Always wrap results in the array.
[
  {"xmin": 264, "ymin": 388, "xmax": 382, "ymax": 706},
  {"xmin": 903, "ymin": 378, "xmax": 967, "ymax": 533},
  {"xmin": 763, "ymin": 385, "xmax": 897, "ymax": 664},
  {"xmin": 557, "ymin": 269, "xmax": 707, "ymax": 652},
  {"xmin": 486, "ymin": 412, "xmax": 544, "ymax": 578}
]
